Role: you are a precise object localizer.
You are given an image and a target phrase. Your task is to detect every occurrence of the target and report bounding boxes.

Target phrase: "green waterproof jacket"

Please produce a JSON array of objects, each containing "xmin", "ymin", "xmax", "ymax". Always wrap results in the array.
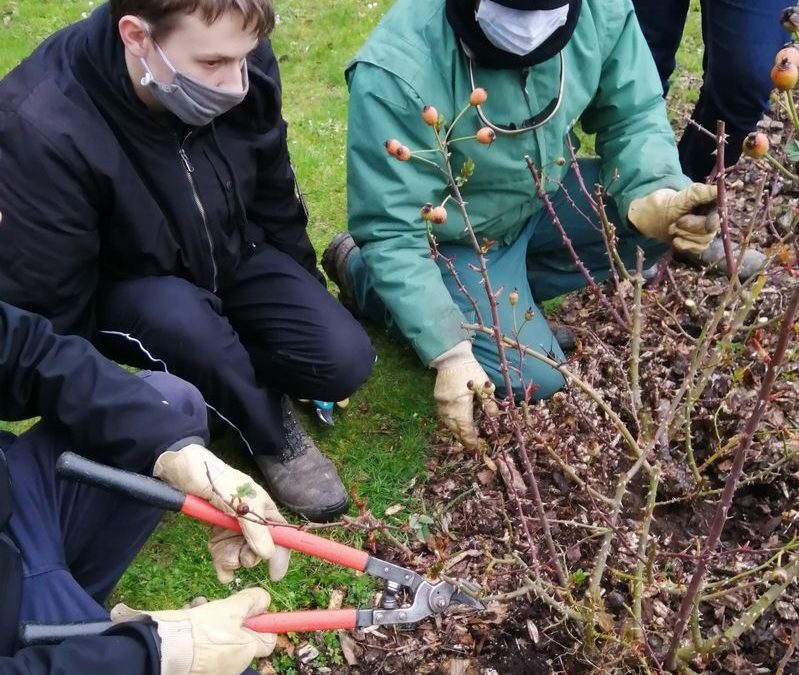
[{"xmin": 345, "ymin": 0, "xmax": 691, "ymax": 365}]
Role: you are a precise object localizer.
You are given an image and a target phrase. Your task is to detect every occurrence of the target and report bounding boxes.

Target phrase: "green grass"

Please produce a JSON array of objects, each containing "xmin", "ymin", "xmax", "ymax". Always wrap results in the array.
[
  {"xmin": 0, "ymin": 0, "xmax": 705, "ymax": 666},
  {"xmin": 668, "ymin": 1, "xmax": 704, "ymax": 120}
]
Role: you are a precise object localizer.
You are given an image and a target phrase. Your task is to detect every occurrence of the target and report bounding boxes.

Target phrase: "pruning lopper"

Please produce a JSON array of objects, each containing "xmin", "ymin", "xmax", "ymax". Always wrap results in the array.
[{"xmin": 33, "ymin": 452, "xmax": 484, "ymax": 638}]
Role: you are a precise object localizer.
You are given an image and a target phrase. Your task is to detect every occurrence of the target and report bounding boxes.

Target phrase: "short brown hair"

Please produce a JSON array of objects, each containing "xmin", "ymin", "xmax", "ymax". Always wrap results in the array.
[{"xmin": 110, "ymin": 0, "xmax": 275, "ymax": 38}]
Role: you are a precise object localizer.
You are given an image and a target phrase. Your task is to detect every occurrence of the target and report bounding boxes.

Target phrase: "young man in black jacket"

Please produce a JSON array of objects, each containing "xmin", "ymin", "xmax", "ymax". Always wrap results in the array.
[
  {"xmin": 0, "ymin": 300, "xmax": 288, "ymax": 674},
  {"xmin": 0, "ymin": 0, "xmax": 375, "ymax": 521}
]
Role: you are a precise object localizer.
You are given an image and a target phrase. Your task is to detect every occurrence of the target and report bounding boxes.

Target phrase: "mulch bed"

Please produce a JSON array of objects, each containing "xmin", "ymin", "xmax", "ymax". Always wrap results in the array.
[{"xmin": 268, "ymin": 112, "xmax": 799, "ymax": 675}]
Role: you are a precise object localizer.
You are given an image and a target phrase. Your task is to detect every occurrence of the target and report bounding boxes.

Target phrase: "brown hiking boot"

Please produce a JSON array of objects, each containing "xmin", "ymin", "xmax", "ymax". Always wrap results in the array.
[
  {"xmin": 254, "ymin": 397, "xmax": 349, "ymax": 522},
  {"xmin": 321, "ymin": 232, "xmax": 358, "ymax": 314}
]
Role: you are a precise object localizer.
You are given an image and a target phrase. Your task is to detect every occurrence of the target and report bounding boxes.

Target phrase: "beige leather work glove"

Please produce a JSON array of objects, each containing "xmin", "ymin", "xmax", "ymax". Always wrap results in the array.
[
  {"xmin": 627, "ymin": 184, "xmax": 719, "ymax": 255},
  {"xmin": 154, "ymin": 445, "xmax": 290, "ymax": 583},
  {"xmin": 431, "ymin": 341, "xmax": 499, "ymax": 450},
  {"xmin": 111, "ymin": 587, "xmax": 275, "ymax": 675}
]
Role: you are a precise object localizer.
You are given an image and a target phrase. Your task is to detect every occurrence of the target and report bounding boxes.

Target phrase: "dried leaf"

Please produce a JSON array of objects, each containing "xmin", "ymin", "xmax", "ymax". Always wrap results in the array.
[
  {"xmin": 327, "ymin": 588, "xmax": 345, "ymax": 610},
  {"xmin": 338, "ymin": 632, "xmax": 359, "ymax": 665},
  {"xmin": 565, "ymin": 543, "xmax": 583, "ymax": 564},
  {"xmin": 776, "ymin": 601, "xmax": 799, "ymax": 621},
  {"xmin": 446, "ymin": 659, "xmax": 472, "ymax": 675},
  {"xmin": 384, "ymin": 503, "xmax": 404, "ymax": 517},
  {"xmin": 526, "ymin": 619, "xmax": 540, "ymax": 646},
  {"xmin": 297, "ymin": 643, "xmax": 319, "ymax": 664},
  {"xmin": 474, "ymin": 471, "xmax": 495, "ymax": 490},
  {"xmin": 496, "ymin": 455, "xmax": 526, "ymax": 495},
  {"xmin": 274, "ymin": 635, "xmax": 294, "ymax": 657}
]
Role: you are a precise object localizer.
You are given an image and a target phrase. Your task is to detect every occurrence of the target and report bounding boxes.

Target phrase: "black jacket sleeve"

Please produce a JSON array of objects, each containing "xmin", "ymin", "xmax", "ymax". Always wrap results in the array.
[
  {"xmin": 0, "ymin": 302, "xmax": 207, "ymax": 473},
  {"xmin": 244, "ymin": 41, "xmax": 322, "ymax": 281},
  {"xmin": 0, "ymin": 624, "xmax": 159, "ymax": 675},
  {"xmin": 0, "ymin": 104, "xmax": 101, "ymax": 337}
]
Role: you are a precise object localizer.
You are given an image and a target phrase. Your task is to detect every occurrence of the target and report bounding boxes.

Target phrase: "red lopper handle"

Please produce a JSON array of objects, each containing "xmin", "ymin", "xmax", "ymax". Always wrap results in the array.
[
  {"xmin": 55, "ymin": 454, "xmax": 371, "ymax": 573},
  {"xmin": 182, "ymin": 494, "xmax": 241, "ymax": 530},
  {"xmin": 244, "ymin": 609, "xmax": 358, "ymax": 633},
  {"xmin": 181, "ymin": 495, "xmax": 370, "ymax": 571}
]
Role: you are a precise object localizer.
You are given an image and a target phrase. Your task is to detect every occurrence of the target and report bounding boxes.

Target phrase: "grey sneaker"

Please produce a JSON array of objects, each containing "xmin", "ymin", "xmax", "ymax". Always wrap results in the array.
[
  {"xmin": 254, "ymin": 397, "xmax": 349, "ymax": 522},
  {"xmin": 321, "ymin": 232, "xmax": 358, "ymax": 313},
  {"xmin": 678, "ymin": 236, "xmax": 766, "ymax": 281}
]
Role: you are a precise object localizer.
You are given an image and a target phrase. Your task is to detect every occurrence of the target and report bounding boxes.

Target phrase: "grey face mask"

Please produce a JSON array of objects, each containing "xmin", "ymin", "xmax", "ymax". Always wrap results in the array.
[{"xmin": 139, "ymin": 41, "xmax": 249, "ymax": 126}]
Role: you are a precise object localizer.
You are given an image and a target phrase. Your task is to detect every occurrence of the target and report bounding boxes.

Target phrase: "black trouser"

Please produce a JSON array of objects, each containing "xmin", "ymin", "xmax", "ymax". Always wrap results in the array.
[
  {"xmin": 97, "ymin": 244, "xmax": 376, "ymax": 456},
  {"xmin": 3, "ymin": 372, "xmax": 204, "ymax": 626}
]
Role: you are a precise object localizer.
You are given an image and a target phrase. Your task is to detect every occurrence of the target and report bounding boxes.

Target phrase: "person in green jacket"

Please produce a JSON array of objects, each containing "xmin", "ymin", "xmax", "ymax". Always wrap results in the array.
[{"xmin": 324, "ymin": 0, "xmax": 755, "ymax": 450}]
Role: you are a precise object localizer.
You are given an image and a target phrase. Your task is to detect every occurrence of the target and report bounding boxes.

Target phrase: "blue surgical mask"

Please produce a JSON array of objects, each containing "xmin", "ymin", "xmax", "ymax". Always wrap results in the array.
[
  {"xmin": 475, "ymin": 0, "xmax": 569, "ymax": 56},
  {"xmin": 140, "ymin": 40, "xmax": 249, "ymax": 126}
]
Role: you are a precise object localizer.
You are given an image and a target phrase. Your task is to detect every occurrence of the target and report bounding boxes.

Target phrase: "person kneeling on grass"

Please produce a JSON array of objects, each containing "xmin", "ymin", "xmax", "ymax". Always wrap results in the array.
[
  {"xmin": 0, "ymin": 0, "xmax": 375, "ymax": 522},
  {"xmin": 0, "ymin": 298, "xmax": 288, "ymax": 675},
  {"xmin": 322, "ymin": 0, "xmax": 766, "ymax": 450}
]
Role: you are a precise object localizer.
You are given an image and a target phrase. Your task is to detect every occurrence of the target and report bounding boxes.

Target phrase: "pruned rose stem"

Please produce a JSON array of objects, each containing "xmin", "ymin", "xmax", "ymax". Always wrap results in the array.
[
  {"xmin": 665, "ymin": 285, "xmax": 799, "ymax": 670},
  {"xmin": 714, "ymin": 121, "xmax": 737, "ymax": 280},
  {"xmin": 681, "ymin": 554, "xmax": 799, "ymax": 661},
  {"xmin": 525, "ymin": 156, "xmax": 628, "ymax": 330},
  {"xmin": 432, "ymin": 127, "xmax": 567, "ymax": 586},
  {"xmin": 427, "ymin": 228, "xmax": 484, "ymax": 325},
  {"xmin": 763, "ymin": 151, "xmax": 799, "ymax": 182},
  {"xmin": 785, "ymin": 90, "xmax": 799, "ymax": 135},
  {"xmin": 630, "ymin": 248, "xmax": 644, "ymax": 419},
  {"xmin": 479, "ymin": 362, "xmax": 542, "ymax": 571},
  {"xmin": 595, "ymin": 187, "xmax": 632, "ymax": 282},
  {"xmin": 632, "ymin": 462, "xmax": 661, "ymax": 636},
  {"xmin": 566, "ymin": 135, "xmax": 598, "ymax": 212}
]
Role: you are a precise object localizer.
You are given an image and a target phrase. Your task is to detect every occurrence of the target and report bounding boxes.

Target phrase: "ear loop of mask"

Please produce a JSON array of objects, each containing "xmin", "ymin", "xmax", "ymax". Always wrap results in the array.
[{"xmin": 139, "ymin": 24, "xmax": 176, "ymax": 88}]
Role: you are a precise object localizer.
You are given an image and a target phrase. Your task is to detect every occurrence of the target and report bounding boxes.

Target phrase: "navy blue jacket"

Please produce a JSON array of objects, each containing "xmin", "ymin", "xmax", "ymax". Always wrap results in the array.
[
  {"xmin": 0, "ymin": 301, "xmax": 209, "ymax": 672},
  {"xmin": 0, "ymin": 4, "xmax": 316, "ymax": 337}
]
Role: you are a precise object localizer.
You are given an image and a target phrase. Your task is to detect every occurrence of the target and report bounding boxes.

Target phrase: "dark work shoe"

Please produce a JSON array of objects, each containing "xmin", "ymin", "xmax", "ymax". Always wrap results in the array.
[
  {"xmin": 254, "ymin": 397, "xmax": 349, "ymax": 522},
  {"xmin": 321, "ymin": 232, "xmax": 358, "ymax": 313},
  {"xmin": 550, "ymin": 324, "xmax": 575, "ymax": 353},
  {"xmin": 676, "ymin": 236, "xmax": 766, "ymax": 281}
]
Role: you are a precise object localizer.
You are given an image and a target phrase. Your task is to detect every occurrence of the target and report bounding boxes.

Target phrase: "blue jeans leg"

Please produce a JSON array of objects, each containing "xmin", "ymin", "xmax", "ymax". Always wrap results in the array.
[
  {"xmin": 635, "ymin": 0, "xmax": 788, "ymax": 180},
  {"xmin": 632, "ymin": 0, "xmax": 691, "ymax": 95},
  {"xmin": 436, "ymin": 233, "xmax": 567, "ymax": 401}
]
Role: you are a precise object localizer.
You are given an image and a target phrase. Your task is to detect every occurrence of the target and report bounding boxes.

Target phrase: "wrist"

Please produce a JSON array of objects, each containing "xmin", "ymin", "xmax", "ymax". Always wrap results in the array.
[
  {"xmin": 153, "ymin": 616, "xmax": 194, "ymax": 675},
  {"xmin": 429, "ymin": 340, "xmax": 476, "ymax": 370},
  {"xmin": 162, "ymin": 436, "xmax": 207, "ymax": 456},
  {"xmin": 111, "ymin": 606, "xmax": 194, "ymax": 675}
]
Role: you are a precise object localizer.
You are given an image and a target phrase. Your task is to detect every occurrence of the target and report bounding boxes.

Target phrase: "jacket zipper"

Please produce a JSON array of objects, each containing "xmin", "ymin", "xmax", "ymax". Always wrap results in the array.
[{"xmin": 178, "ymin": 132, "xmax": 218, "ymax": 292}]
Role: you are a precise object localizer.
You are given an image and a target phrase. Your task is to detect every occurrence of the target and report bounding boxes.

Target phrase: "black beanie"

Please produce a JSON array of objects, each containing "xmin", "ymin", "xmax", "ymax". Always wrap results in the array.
[{"xmin": 446, "ymin": 0, "xmax": 582, "ymax": 69}]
